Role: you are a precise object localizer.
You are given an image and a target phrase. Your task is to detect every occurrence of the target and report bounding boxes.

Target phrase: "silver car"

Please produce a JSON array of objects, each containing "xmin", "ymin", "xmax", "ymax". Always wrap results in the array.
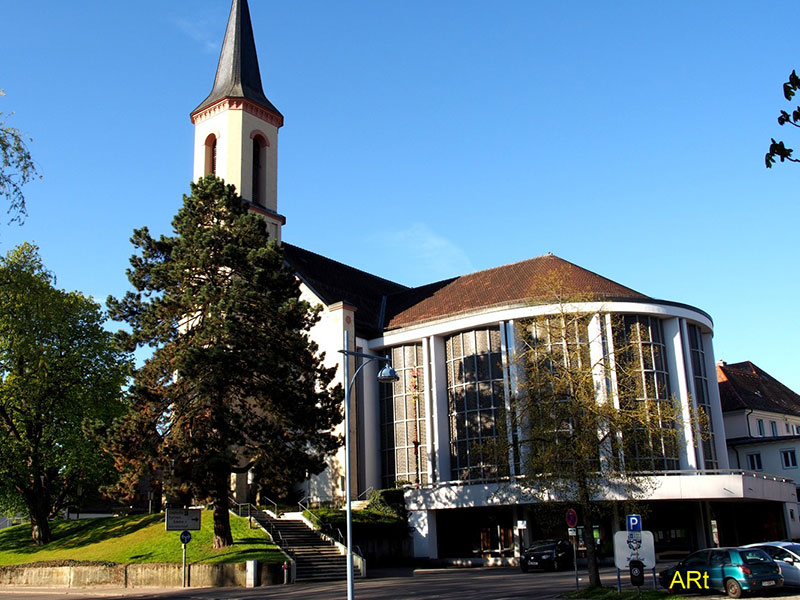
[{"xmin": 744, "ymin": 542, "xmax": 800, "ymax": 586}]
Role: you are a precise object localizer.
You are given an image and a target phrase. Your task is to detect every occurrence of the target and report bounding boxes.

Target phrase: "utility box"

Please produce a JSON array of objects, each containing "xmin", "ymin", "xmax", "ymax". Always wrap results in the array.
[{"xmin": 246, "ymin": 560, "xmax": 258, "ymax": 588}]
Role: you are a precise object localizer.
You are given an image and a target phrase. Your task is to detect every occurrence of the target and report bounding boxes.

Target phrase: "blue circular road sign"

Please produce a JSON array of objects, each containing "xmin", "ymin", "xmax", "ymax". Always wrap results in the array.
[{"xmin": 180, "ymin": 530, "xmax": 192, "ymax": 544}]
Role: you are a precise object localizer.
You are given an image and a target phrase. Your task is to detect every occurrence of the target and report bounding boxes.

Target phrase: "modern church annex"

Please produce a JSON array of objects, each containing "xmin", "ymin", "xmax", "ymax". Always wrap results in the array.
[{"xmin": 191, "ymin": 0, "xmax": 799, "ymax": 561}]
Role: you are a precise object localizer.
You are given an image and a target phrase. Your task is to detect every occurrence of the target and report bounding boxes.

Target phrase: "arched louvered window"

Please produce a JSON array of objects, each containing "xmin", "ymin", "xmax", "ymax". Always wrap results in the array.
[
  {"xmin": 252, "ymin": 134, "xmax": 266, "ymax": 206},
  {"xmin": 204, "ymin": 134, "xmax": 217, "ymax": 176}
]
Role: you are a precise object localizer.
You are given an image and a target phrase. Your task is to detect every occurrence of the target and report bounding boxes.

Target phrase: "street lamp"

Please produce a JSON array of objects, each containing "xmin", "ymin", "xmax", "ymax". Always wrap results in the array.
[{"xmin": 340, "ymin": 330, "xmax": 398, "ymax": 600}]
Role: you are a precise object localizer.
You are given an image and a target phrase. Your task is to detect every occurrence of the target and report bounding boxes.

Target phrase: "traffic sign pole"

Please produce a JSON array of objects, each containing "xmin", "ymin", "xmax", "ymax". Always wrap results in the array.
[
  {"xmin": 180, "ymin": 530, "xmax": 192, "ymax": 588},
  {"xmin": 183, "ymin": 543, "xmax": 187, "ymax": 587},
  {"xmin": 566, "ymin": 509, "xmax": 579, "ymax": 590}
]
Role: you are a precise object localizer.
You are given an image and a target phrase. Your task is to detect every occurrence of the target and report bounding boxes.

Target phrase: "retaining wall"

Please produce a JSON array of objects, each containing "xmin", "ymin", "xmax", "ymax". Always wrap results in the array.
[{"xmin": 0, "ymin": 561, "xmax": 284, "ymax": 588}]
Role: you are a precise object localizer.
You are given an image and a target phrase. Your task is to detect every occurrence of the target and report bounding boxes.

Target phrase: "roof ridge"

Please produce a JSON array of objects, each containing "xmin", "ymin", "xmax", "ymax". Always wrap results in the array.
[{"xmin": 394, "ymin": 252, "xmax": 647, "ymax": 299}]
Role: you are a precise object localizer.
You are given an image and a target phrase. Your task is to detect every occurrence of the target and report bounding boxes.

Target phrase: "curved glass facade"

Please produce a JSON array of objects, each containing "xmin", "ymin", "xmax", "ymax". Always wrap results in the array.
[
  {"xmin": 613, "ymin": 315, "xmax": 680, "ymax": 471},
  {"xmin": 379, "ymin": 343, "xmax": 428, "ymax": 488},
  {"xmin": 445, "ymin": 327, "xmax": 508, "ymax": 482}
]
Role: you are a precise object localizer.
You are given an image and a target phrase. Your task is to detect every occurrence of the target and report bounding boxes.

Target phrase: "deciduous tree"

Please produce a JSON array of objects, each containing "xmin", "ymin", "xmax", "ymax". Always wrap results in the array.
[
  {"xmin": 0, "ymin": 243, "xmax": 129, "ymax": 545},
  {"xmin": 108, "ymin": 175, "xmax": 342, "ymax": 548},
  {"xmin": 0, "ymin": 91, "xmax": 39, "ymax": 222},
  {"xmin": 499, "ymin": 285, "xmax": 705, "ymax": 587},
  {"xmin": 765, "ymin": 70, "xmax": 800, "ymax": 168}
]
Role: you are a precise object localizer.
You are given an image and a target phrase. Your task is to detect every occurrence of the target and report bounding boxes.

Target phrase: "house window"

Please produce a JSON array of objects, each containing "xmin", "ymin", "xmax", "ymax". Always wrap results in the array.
[
  {"xmin": 771, "ymin": 421, "xmax": 779, "ymax": 437},
  {"xmin": 747, "ymin": 453, "xmax": 763, "ymax": 471},
  {"xmin": 796, "ymin": 425, "xmax": 800, "ymax": 435},
  {"xmin": 787, "ymin": 423, "xmax": 791, "ymax": 434},
  {"xmin": 757, "ymin": 419, "xmax": 765, "ymax": 436},
  {"xmin": 782, "ymin": 449, "xmax": 797, "ymax": 469},
  {"xmin": 791, "ymin": 509, "xmax": 796, "ymax": 521}
]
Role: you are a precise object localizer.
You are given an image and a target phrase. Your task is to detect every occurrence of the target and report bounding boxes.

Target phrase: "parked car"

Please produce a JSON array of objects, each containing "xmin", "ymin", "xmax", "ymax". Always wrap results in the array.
[
  {"xmin": 743, "ymin": 541, "xmax": 800, "ymax": 587},
  {"xmin": 658, "ymin": 547, "xmax": 782, "ymax": 598},
  {"xmin": 520, "ymin": 539, "xmax": 573, "ymax": 572}
]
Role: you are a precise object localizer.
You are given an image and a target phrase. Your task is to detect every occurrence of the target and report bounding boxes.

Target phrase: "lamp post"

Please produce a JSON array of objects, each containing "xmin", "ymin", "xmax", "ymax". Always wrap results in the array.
[{"xmin": 340, "ymin": 330, "xmax": 398, "ymax": 600}]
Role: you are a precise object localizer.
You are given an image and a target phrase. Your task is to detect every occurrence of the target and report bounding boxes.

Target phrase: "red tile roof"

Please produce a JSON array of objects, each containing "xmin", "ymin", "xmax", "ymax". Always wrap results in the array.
[
  {"xmin": 716, "ymin": 361, "xmax": 800, "ymax": 416},
  {"xmin": 284, "ymin": 245, "xmax": 652, "ymax": 334},
  {"xmin": 382, "ymin": 254, "xmax": 648, "ymax": 330}
]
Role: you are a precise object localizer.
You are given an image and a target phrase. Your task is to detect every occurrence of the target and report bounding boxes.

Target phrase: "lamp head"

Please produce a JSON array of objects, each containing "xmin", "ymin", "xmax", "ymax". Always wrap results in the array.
[{"xmin": 377, "ymin": 364, "xmax": 400, "ymax": 384}]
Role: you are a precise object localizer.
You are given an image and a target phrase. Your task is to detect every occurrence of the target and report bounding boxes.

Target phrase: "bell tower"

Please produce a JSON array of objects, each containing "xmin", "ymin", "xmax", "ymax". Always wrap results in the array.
[{"xmin": 190, "ymin": 0, "xmax": 285, "ymax": 242}]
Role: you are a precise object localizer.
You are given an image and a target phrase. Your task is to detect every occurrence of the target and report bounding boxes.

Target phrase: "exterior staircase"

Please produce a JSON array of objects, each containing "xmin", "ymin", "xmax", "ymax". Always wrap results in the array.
[{"xmin": 232, "ymin": 503, "xmax": 363, "ymax": 582}]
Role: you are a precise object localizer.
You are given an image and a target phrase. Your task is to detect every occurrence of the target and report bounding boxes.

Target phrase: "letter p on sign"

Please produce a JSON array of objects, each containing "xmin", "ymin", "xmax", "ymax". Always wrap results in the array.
[{"xmin": 626, "ymin": 514, "xmax": 642, "ymax": 532}]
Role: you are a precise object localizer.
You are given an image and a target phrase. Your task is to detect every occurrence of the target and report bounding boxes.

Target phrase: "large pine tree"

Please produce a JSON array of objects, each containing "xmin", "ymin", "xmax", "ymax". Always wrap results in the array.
[{"xmin": 108, "ymin": 175, "xmax": 342, "ymax": 548}]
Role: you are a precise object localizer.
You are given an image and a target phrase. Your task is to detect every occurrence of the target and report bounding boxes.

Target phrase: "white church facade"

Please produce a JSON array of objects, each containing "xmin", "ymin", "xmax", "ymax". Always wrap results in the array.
[{"xmin": 193, "ymin": 0, "xmax": 800, "ymax": 560}]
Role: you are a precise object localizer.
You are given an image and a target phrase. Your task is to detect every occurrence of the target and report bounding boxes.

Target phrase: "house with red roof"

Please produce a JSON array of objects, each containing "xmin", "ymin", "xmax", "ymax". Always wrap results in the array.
[{"xmin": 718, "ymin": 361, "xmax": 800, "ymax": 518}]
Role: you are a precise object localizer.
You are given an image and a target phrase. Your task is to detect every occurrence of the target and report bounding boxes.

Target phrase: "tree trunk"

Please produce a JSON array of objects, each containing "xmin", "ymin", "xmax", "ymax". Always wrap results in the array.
[
  {"xmin": 30, "ymin": 501, "xmax": 52, "ymax": 546},
  {"xmin": 578, "ymin": 482, "xmax": 602, "ymax": 588},
  {"xmin": 211, "ymin": 471, "xmax": 233, "ymax": 549},
  {"xmin": 582, "ymin": 517, "xmax": 601, "ymax": 588}
]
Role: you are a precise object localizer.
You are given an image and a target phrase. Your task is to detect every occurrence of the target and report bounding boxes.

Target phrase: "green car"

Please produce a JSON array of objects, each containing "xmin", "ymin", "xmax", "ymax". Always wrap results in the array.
[{"xmin": 658, "ymin": 547, "xmax": 783, "ymax": 598}]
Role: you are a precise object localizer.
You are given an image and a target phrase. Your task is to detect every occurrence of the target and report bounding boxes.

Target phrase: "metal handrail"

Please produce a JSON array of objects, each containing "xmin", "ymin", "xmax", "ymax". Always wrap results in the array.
[
  {"xmin": 356, "ymin": 486, "xmax": 374, "ymax": 501},
  {"xmin": 405, "ymin": 468, "xmax": 796, "ymax": 491},
  {"xmin": 259, "ymin": 495, "xmax": 280, "ymax": 516},
  {"xmin": 298, "ymin": 498, "xmax": 363, "ymax": 555}
]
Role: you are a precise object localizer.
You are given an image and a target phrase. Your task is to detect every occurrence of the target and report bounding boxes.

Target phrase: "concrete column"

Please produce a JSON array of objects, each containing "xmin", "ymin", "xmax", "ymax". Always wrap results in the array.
[
  {"xmin": 499, "ymin": 322, "xmax": 516, "ymax": 476},
  {"xmin": 409, "ymin": 509, "xmax": 438, "ymax": 559},
  {"xmin": 784, "ymin": 501, "xmax": 800, "ymax": 539},
  {"xmin": 702, "ymin": 331, "xmax": 730, "ymax": 469},
  {"xmin": 422, "ymin": 337, "xmax": 436, "ymax": 482},
  {"xmin": 680, "ymin": 319, "xmax": 705, "ymax": 469},
  {"xmin": 512, "ymin": 505, "xmax": 522, "ymax": 557},
  {"xmin": 506, "ymin": 320, "xmax": 528, "ymax": 471},
  {"xmin": 588, "ymin": 314, "xmax": 612, "ymax": 470},
  {"xmin": 603, "ymin": 315, "xmax": 625, "ymax": 467},
  {"xmin": 662, "ymin": 317, "xmax": 697, "ymax": 469},
  {"xmin": 430, "ymin": 336, "xmax": 451, "ymax": 482},
  {"xmin": 361, "ymin": 356, "xmax": 381, "ymax": 492}
]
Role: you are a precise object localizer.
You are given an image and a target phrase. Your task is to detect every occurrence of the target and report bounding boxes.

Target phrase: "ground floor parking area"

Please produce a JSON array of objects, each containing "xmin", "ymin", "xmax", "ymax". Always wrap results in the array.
[{"xmin": 4, "ymin": 566, "xmax": 800, "ymax": 600}]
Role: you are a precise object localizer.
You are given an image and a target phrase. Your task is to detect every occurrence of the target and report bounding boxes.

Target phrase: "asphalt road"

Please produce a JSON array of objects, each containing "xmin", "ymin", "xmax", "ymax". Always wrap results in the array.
[{"xmin": 4, "ymin": 566, "xmax": 800, "ymax": 600}]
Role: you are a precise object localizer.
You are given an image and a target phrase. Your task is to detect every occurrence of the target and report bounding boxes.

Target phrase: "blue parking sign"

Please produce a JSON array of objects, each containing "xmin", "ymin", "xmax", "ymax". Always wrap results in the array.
[{"xmin": 626, "ymin": 514, "xmax": 642, "ymax": 532}]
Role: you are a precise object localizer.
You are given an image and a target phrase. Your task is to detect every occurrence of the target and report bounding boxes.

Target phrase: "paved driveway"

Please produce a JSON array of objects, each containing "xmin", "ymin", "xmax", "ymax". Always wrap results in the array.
[{"xmin": 3, "ymin": 566, "xmax": 800, "ymax": 600}]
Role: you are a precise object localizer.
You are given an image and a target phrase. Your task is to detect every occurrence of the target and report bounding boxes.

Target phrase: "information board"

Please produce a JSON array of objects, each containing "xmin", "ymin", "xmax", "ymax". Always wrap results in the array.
[{"xmin": 165, "ymin": 508, "xmax": 202, "ymax": 531}]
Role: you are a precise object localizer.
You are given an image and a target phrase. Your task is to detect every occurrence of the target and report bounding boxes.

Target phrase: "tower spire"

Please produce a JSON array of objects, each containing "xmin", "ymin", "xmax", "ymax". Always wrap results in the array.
[{"xmin": 192, "ymin": 0, "xmax": 282, "ymax": 118}]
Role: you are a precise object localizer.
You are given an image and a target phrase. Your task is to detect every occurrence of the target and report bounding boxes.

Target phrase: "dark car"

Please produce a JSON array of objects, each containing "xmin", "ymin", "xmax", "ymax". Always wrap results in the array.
[
  {"xmin": 658, "ymin": 547, "xmax": 783, "ymax": 598},
  {"xmin": 520, "ymin": 539, "xmax": 573, "ymax": 572}
]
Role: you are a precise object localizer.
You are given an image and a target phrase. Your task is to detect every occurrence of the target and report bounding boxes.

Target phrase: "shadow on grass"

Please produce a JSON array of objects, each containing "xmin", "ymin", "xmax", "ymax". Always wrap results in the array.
[
  {"xmin": 129, "ymin": 553, "xmax": 154, "ymax": 560},
  {"xmin": 0, "ymin": 514, "xmax": 162, "ymax": 554}
]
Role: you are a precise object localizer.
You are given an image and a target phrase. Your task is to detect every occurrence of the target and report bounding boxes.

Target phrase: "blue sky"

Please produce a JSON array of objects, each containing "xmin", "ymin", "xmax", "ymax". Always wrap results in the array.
[{"xmin": 3, "ymin": 1, "xmax": 799, "ymax": 390}]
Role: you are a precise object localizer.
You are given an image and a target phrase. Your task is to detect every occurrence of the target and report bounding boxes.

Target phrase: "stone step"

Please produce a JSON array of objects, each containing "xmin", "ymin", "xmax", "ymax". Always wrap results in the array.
[{"xmin": 247, "ymin": 508, "xmax": 362, "ymax": 582}]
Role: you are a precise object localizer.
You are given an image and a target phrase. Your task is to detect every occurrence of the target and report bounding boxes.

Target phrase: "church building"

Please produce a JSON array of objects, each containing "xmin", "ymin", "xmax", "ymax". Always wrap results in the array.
[{"xmin": 191, "ymin": 0, "xmax": 800, "ymax": 560}]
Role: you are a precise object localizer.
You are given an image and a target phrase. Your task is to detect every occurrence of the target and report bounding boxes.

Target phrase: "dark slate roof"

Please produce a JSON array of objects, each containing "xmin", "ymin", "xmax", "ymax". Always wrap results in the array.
[
  {"xmin": 382, "ymin": 254, "xmax": 649, "ymax": 330},
  {"xmin": 282, "ymin": 243, "xmax": 408, "ymax": 338},
  {"xmin": 717, "ymin": 361, "xmax": 800, "ymax": 417},
  {"xmin": 192, "ymin": 0, "xmax": 282, "ymax": 117}
]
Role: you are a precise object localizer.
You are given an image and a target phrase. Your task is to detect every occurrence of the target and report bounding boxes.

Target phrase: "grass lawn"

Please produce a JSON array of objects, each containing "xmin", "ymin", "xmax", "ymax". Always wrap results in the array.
[{"xmin": 0, "ymin": 512, "xmax": 285, "ymax": 566}]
